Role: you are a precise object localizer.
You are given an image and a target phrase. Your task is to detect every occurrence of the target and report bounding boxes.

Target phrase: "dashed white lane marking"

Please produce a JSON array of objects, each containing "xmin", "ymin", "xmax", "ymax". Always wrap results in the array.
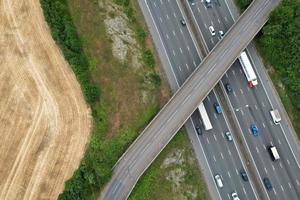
[
  {"xmin": 232, "ymin": 69, "xmax": 236, "ymax": 76},
  {"xmin": 281, "ymin": 185, "xmax": 284, "ymax": 191},
  {"xmin": 287, "ymin": 159, "xmax": 290, "ymax": 165},
  {"xmin": 213, "ymin": 134, "xmax": 217, "ymax": 141},
  {"xmin": 278, "ymin": 139, "xmax": 282, "ymax": 145},
  {"xmin": 228, "ymin": 149, "xmax": 232, "ymax": 156},
  {"xmin": 272, "ymin": 165, "xmax": 275, "ymax": 171},
  {"xmin": 227, "ymin": 171, "xmax": 231, "ymax": 178},
  {"xmin": 172, "ymin": 50, "xmax": 176, "ymax": 56},
  {"xmin": 218, "ymin": 18, "xmax": 221, "ymax": 24},
  {"xmin": 173, "ymin": 12, "xmax": 177, "ymax": 18},
  {"xmin": 225, "ymin": 73, "xmax": 229, "ymax": 78},
  {"xmin": 235, "ymin": 168, "xmax": 239, "ymax": 175},
  {"xmin": 288, "ymin": 182, "xmax": 292, "ymax": 189},
  {"xmin": 159, "ymin": 17, "xmax": 163, "ymax": 23},
  {"xmin": 256, "ymin": 146, "xmax": 259, "ymax": 153},
  {"xmin": 207, "ymin": 137, "xmax": 210, "ymax": 144},
  {"xmin": 240, "ymin": 88, "xmax": 244, "ymax": 95},
  {"xmin": 262, "ymin": 123, "xmax": 266, "ymax": 128},
  {"xmin": 179, "ymin": 47, "xmax": 183, "ymax": 54},
  {"xmin": 186, "ymin": 63, "xmax": 189, "ymax": 70},
  {"xmin": 233, "ymin": 91, "xmax": 237, "ymax": 97},
  {"xmin": 224, "ymin": 16, "xmax": 228, "ymax": 22},
  {"xmin": 166, "ymin": 14, "xmax": 169, "ymax": 19},
  {"xmin": 262, "ymin": 101, "xmax": 265, "ymax": 107},
  {"xmin": 187, "ymin": 45, "xmax": 190, "ymax": 51},
  {"xmin": 279, "ymin": 162, "xmax": 283, "ymax": 168},
  {"xmin": 220, "ymin": 152, "xmax": 224, "ymax": 159},
  {"xmin": 273, "ymin": 188, "xmax": 277, "ymax": 195},
  {"xmin": 166, "ymin": 34, "xmax": 169, "ymax": 39},
  {"xmin": 214, "ymin": 113, "xmax": 217, "ymax": 119},
  {"xmin": 207, "ymin": 96, "xmax": 211, "ymax": 101},
  {"xmin": 204, "ymin": 23, "xmax": 207, "ymax": 29},
  {"xmin": 179, "ymin": 66, "xmax": 182, "ymax": 71},
  {"xmin": 240, "ymin": 110, "xmax": 244, "ymax": 116},
  {"xmin": 254, "ymin": 104, "xmax": 258, "ymax": 110},
  {"xmin": 264, "ymin": 167, "xmax": 268, "ymax": 174},
  {"xmin": 243, "ymin": 187, "xmax": 247, "ymax": 195},
  {"xmin": 172, "ymin": 30, "xmax": 176, "ymax": 36},
  {"xmin": 213, "ymin": 155, "xmax": 217, "ymax": 162},
  {"xmin": 193, "ymin": 61, "xmax": 197, "ymax": 67},
  {"xmin": 296, "ymin": 179, "xmax": 300, "ymax": 185}
]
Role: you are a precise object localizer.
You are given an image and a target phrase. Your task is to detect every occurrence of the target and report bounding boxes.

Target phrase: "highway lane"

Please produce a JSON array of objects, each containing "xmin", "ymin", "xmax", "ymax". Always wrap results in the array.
[
  {"xmin": 186, "ymin": 0, "xmax": 300, "ymax": 199},
  {"xmin": 145, "ymin": 0, "xmax": 256, "ymax": 198},
  {"xmin": 100, "ymin": 0, "xmax": 281, "ymax": 199}
]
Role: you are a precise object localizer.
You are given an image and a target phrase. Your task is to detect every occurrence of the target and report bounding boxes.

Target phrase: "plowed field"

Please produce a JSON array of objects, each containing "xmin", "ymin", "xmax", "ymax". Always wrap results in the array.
[{"xmin": 0, "ymin": 0, "xmax": 91, "ymax": 199}]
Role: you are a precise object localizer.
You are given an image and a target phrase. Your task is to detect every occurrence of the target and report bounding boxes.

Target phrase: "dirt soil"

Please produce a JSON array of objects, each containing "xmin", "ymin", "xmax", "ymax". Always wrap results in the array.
[{"xmin": 0, "ymin": 0, "xmax": 92, "ymax": 199}]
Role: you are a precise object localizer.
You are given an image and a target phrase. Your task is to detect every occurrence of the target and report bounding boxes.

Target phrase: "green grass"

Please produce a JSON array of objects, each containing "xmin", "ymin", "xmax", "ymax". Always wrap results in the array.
[
  {"xmin": 40, "ymin": 0, "xmax": 168, "ymax": 199},
  {"xmin": 129, "ymin": 130, "xmax": 210, "ymax": 200}
]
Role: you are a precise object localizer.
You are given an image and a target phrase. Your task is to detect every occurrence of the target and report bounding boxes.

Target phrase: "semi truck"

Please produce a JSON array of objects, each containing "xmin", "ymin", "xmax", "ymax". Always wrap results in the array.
[
  {"xmin": 239, "ymin": 51, "xmax": 258, "ymax": 87},
  {"xmin": 198, "ymin": 102, "xmax": 213, "ymax": 131}
]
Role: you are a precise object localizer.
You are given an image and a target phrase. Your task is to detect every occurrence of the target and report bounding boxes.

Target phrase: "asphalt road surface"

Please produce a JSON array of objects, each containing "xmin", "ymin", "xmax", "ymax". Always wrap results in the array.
[
  {"xmin": 187, "ymin": 0, "xmax": 300, "ymax": 199},
  {"xmin": 100, "ymin": 0, "xmax": 281, "ymax": 199},
  {"xmin": 138, "ymin": 0, "xmax": 258, "ymax": 199}
]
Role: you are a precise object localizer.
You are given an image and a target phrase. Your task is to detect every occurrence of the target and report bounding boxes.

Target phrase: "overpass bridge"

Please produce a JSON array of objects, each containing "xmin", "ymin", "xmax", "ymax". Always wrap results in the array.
[{"xmin": 101, "ymin": 0, "xmax": 281, "ymax": 199}]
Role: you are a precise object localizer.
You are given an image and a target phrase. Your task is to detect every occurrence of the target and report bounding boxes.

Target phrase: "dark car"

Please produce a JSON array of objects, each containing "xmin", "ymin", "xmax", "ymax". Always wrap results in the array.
[
  {"xmin": 263, "ymin": 178, "xmax": 273, "ymax": 190},
  {"xmin": 196, "ymin": 126, "xmax": 202, "ymax": 135},
  {"xmin": 251, "ymin": 124, "xmax": 258, "ymax": 136},
  {"xmin": 225, "ymin": 83, "xmax": 232, "ymax": 93},
  {"xmin": 180, "ymin": 19, "xmax": 186, "ymax": 26},
  {"xmin": 240, "ymin": 169, "xmax": 248, "ymax": 181},
  {"xmin": 214, "ymin": 103, "xmax": 222, "ymax": 114}
]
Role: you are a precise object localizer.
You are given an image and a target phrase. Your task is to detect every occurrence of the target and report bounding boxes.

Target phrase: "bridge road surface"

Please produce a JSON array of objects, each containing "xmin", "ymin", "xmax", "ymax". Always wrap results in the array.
[
  {"xmin": 134, "ymin": 0, "xmax": 258, "ymax": 199},
  {"xmin": 187, "ymin": 0, "xmax": 300, "ymax": 199},
  {"xmin": 100, "ymin": 0, "xmax": 281, "ymax": 199}
]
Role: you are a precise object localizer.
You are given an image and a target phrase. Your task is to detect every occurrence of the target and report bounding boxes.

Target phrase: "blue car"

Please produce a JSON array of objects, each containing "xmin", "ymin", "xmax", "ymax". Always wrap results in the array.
[
  {"xmin": 214, "ymin": 103, "xmax": 222, "ymax": 114},
  {"xmin": 251, "ymin": 124, "xmax": 258, "ymax": 136}
]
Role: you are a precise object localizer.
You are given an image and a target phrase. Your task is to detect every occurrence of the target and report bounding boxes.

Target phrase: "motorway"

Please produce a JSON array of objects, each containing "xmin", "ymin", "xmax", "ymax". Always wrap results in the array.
[
  {"xmin": 186, "ymin": 0, "xmax": 300, "ymax": 199},
  {"xmin": 100, "ymin": 0, "xmax": 281, "ymax": 199},
  {"xmin": 139, "ymin": 0, "xmax": 257, "ymax": 199}
]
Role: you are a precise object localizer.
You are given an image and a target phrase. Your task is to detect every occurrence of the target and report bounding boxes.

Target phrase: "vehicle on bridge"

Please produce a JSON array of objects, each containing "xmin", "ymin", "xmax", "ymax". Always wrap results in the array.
[
  {"xmin": 239, "ymin": 51, "xmax": 258, "ymax": 88},
  {"xmin": 198, "ymin": 102, "xmax": 213, "ymax": 131}
]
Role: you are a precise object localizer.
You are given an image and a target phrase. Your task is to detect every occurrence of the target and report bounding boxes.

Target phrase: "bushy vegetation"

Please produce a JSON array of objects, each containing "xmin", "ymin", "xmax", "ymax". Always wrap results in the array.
[
  {"xmin": 41, "ymin": 0, "xmax": 99, "ymax": 105},
  {"xmin": 129, "ymin": 131, "xmax": 209, "ymax": 200},
  {"xmin": 40, "ymin": 0, "xmax": 162, "ymax": 199},
  {"xmin": 235, "ymin": 0, "xmax": 252, "ymax": 10},
  {"xmin": 257, "ymin": 0, "xmax": 300, "ymax": 133}
]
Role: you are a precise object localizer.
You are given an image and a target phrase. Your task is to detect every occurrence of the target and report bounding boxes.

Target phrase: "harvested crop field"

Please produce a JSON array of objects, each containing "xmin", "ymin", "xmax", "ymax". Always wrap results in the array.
[{"xmin": 0, "ymin": 0, "xmax": 91, "ymax": 199}]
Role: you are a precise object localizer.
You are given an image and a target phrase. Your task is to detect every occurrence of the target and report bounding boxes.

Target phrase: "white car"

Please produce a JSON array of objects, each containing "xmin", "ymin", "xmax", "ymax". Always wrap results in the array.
[
  {"xmin": 219, "ymin": 30, "xmax": 224, "ymax": 38},
  {"xmin": 231, "ymin": 192, "xmax": 240, "ymax": 200},
  {"xmin": 209, "ymin": 26, "xmax": 216, "ymax": 36},
  {"xmin": 214, "ymin": 174, "xmax": 223, "ymax": 188}
]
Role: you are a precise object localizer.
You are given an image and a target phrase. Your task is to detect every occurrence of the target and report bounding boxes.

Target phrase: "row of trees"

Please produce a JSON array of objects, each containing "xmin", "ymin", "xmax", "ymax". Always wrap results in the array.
[
  {"xmin": 258, "ymin": 0, "xmax": 300, "ymax": 110},
  {"xmin": 41, "ymin": 0, "xmax": 99, "ymax": 105}
]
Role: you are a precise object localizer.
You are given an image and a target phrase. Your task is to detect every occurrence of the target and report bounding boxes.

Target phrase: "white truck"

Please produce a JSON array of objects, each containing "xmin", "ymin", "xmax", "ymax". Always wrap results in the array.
[
  {"xmin": 268, "ymin": 145, "xmax": 280, "ymax": 161},
  {"xmin": 239, "ymin": 51, "xmax": 258, "ymax": 88},
  {"xmin": 270, "ymin": 109, "xmax": 281, "ymax": 125},
  {"xmin": 198, "ymin": 102, "xmax": 213, "ymax": 131}
]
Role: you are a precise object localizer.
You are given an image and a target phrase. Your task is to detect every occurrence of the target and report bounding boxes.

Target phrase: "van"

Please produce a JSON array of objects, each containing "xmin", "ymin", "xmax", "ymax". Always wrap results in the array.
[
  {"xmin": 268, "ymin": 145, "xmax": 280, "ymax": 161},
  {"xmin": 214, "ymin": 174, "xmax": 223, "ymax": 188},
  {"xmin": 209, "ymin": 26, "xmax": 216, "ymax": 36},
  {"xmin": 270, "ymin": 109, "xmax": 281, "ymax": 125}
]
